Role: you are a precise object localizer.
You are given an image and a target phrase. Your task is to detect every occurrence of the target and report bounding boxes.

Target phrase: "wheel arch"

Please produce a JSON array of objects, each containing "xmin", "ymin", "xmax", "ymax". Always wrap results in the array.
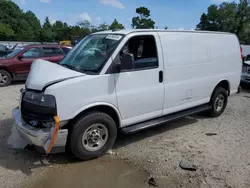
[
  {"xmin": 0, "ymin": 66, "xmax": 13, "ymax": 78},
  {"xmin": 69, "ymin": 102, "xmax": 122, "ymax": 128},
  {"xmin": 211, "ymin": 79, "xmax": 230, "ymax": 97}
]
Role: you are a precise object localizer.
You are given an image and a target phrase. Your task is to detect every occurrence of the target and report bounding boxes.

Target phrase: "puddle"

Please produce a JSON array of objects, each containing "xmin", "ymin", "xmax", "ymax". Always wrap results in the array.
[
  {"xmin": 7, "ymin": 126, "xmax": 29, "ymax": 149},
  {"xmin": 20, "ymin": 155, "xmax": 149, "ymax": 188}
]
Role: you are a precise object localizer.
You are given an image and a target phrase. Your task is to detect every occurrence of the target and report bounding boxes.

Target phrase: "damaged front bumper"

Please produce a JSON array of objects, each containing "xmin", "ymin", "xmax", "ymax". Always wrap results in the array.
[{"xmin": 12, "ymin": 107, "xmax": 68, "ymax": 153}]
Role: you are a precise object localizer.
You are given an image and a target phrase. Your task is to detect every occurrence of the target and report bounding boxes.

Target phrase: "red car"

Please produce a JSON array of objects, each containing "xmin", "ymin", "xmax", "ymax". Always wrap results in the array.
[{"xmin": 0, "ymin": 44, "xmax": 72, "ymax": 87}]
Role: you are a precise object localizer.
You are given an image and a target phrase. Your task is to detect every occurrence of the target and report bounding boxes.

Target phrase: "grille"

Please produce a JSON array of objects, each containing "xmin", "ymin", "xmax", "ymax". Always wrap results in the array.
[
  {"xmin": 21, "ymin": 108, "xmax": 54, "ymax": 128},
  {"xmin": 21, "ymin": 100, "xmax": 55, "ymax": 128}
]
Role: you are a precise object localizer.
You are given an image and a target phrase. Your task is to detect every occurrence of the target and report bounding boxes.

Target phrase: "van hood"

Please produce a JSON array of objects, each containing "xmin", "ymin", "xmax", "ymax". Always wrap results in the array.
[{"xmin": 26, "ymin": 59, "xmax": 85, "ymax": 91}]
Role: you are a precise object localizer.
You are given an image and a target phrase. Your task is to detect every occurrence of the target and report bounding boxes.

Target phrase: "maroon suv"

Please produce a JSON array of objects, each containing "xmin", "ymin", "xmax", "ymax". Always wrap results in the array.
[{"xmin": 0, "ymin": 44, "xmax": 72, "ymax": 87}]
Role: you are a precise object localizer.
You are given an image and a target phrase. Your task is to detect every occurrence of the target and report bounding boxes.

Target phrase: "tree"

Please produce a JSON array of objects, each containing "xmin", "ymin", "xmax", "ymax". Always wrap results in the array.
[
  {"xmin": 40, "ymin": 17, "xmax": 55, "ymax": 42},
  {"xmin": 196, "ymin": 13, "xmax": 209, "ymax": 30},
  {"xmin": 196, "ymin": 3, "xmax": 237, "ymax": 31},
  {"xmin": 22, "ymin": 10, "xmax": 41, "ymax": 41},
  {"xmin": 109, "ymin": 19, "xmax": 124, "ymax": 30},
  {"xmin": 0, "ymin": 23, "xmax": 15, "ymax": 40},
  {"xmin": 131, "ymin": 7, "xmax": 155, "ymax": 29},
  {"xmin": 77, "ymin": 20, "xmax": 98, "ymax": 33},
  {"xmin": 16, "ymin": 19, "xmax": 35, "ymax": 41},
  {"xmin": 97, "ymin": 22, "xmax": 110, "ymax": 31},
  {"xmin": 235, "ymin": 0, "xmax": 250, "ymax": 44},
  {"xmin": 196, "ymin": 1, "xmax": 250, "ymax": 44},
  {"xmin": 77, "ymin": 20, "xmax": 91, "ymax": 30},
  {"xmin": 164, "ymin": 26, "xmax": 168, "ymax": 30},
  {"xmin": 0, "ymin": 0, "xmax": 23, "ymax": 40},
  {"xmin": 52, "ymin": 20, "xmax": 66, "ymax": 41},
  {"xmin": 70, "ymin": 25, "xmax": 90, "ymax": 39}
]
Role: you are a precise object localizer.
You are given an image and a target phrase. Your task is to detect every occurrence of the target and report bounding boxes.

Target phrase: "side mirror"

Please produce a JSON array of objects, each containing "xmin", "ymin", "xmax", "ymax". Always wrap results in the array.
[
  {"xmin": 120, "ymin": 53, "xmax": 135, "ymax": 71},
  {"xmin": 17, "ymin": 55, "xmax": 24, "ymax": 60}
]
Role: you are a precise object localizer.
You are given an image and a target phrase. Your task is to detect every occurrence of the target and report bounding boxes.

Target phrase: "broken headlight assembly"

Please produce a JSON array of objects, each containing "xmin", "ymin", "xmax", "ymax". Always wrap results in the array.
[{"xmin": 21, "ymin": 91, "xmax": 57, "ymax": 128}]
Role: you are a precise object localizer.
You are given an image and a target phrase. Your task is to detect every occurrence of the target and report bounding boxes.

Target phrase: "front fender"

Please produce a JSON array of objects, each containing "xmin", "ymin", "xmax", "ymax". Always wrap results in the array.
[{"xmin": 71, "ymin": 102, "xmax": 122, "ymax": 127}]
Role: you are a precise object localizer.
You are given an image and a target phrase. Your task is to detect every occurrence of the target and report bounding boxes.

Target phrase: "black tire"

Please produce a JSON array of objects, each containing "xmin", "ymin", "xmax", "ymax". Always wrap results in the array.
[
  {"xmin": 69, "ymin": 111, "xmax": 117, "ymax": 160},
  {"xmin": 0, "ymin": 69, "xmax": 12, "ymax": 87},
  {"xmin": 208, "ymin": 87, "xmax": 228, "ymax": 117}
]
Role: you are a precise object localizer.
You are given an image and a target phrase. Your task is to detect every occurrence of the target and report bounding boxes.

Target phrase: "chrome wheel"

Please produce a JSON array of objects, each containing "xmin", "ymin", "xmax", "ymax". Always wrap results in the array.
[
  {"xmin": 0, "ymin": 73, "xmax": 8, "ymax": 84},
  {"xmin": 82, "ymin": 124, "xmax": 108, "ymax": 152},
  {"xmin": 214, "ymin": 94, "xmax": 225, "ymax": 112}
]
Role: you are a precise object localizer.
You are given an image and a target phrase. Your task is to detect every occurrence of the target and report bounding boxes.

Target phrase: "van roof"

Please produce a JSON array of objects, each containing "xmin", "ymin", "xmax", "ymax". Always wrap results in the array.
[{"xmin": 94, "ymin": 29, "xmax": 235, "ymax": 36}]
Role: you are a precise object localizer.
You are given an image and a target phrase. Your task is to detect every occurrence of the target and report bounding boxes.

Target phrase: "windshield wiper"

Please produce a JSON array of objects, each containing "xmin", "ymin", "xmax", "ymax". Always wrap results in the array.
[
  {"xmin": 60, "ymin": 64, "xmax": 78, "ymax": 71},
  {"xmin": 80, "ymin": 68, "xmax": 99, "ymax": 74},
  {"xmin": 61, "ymin": 64, "xmax": 98, "ymax": 74}
]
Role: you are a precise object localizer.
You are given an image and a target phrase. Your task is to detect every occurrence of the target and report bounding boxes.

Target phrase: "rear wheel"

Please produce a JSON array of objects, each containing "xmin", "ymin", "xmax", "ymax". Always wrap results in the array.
[
  {"xmin": 208, "ymin": 87, "xmax": 228, "ymax": 117},
  {"xmin": 69, "ymin": 111, "xmax": 117, "ymax": 160},
  {"xmin": 0, "ymin": 70, "xmax": 12, "ymax": 87}
]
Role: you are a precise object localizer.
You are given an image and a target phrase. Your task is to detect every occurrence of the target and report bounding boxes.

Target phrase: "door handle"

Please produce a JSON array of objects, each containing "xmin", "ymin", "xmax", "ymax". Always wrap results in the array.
[{"xmin": 159, "ymin": 71, "xmax": 163, "ymax": 83}]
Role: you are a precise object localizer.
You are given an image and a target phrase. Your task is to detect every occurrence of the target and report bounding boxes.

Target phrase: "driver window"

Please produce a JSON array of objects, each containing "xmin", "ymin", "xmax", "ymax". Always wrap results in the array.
[
  {"xmin": 119, "ymin": 35, "xmax": 158, "ymax": 70},
  {"xmin": 23, "ymin": 48, "xmax": 41, "ymax": 58}
]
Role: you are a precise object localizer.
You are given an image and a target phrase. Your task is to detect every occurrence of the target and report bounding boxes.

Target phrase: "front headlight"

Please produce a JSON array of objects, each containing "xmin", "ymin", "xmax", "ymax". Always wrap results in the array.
[
  {"xmin": 23, "ymin": 91, "xmax": 56, "ymax": 108},
  {"xmin": 21, "ymin": 91, "xmax": 58, "ymax": 128},
  {"xmin": 22, "ymin": 91, "xmax": 57, "ymax": 116}
]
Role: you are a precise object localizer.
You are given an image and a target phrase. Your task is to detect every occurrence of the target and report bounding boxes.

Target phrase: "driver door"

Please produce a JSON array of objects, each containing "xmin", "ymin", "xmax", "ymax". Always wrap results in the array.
[{"xmin": 113, "ymin": 33, "xmax": 165, "ymax": 126}]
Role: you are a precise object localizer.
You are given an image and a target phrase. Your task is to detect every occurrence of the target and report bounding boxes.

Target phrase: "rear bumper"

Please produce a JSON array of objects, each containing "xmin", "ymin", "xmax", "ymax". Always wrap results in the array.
[{"xmin": 12, "ymin": 107, "xmax": 68, "ymax": 150}]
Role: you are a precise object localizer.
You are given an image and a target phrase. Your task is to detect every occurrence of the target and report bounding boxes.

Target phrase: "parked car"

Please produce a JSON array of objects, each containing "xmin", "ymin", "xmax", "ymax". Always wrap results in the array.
[
  {"xmin": 0, "ymin": 44, "xmax": 72, "ymax": 87},
  {"xmin": 241, "ymin": 53, "xmax": 250, "ymax": 85},
  {"xmin": 0, "ymin": 44, "xmax": 12, "ymax": 57},
  {"xmin": 12, "ymin": 29, "xmax": 241, "ymax": 160}
]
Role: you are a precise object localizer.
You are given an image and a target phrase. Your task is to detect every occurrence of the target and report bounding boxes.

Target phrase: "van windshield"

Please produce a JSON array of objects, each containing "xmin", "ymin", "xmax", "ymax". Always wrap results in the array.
[{"xmin": 59, "ymin": 34, "xmax": 123, "ymax": 74}]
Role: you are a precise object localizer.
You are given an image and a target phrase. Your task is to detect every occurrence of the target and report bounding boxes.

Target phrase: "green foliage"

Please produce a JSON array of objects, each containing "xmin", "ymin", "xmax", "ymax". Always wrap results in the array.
[
  {"xmin": 131, "ymin": 7, "xmax": 155, "ymax": 29},
  {"xmin": 39, "ymin": 17, "xmax": 55, "ymax": 42},
  {"xmin": 24, "ymin": 10, "xmax": 41, "ymax": 40},
  {"xmin": 0, "ymin": 23, "xmax": 15, "ymax": 40},
  {"xmin": 77, "ymin": 20, "xmax": 92, "ymax": 30},
  {"xmin": 109, "ymin": 19, "xmax": 124, "ymax": 30},
  {"xmin": 196, "ymin": 0, "xmax": 250, "ymax": 44},
  {"xmin": 0, "ymin": 0, "xmax": 124, "ymax": 42},
  {"xmin": 1, "ymin": 0, "xmax": 249, "ymax": 44},
  {"xmin": 97, "ymin": 23, "xmax": 110, "ymax": 31}
]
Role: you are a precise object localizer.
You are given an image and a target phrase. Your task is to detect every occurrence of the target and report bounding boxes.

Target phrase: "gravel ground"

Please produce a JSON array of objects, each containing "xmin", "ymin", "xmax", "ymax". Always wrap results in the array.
[{"xmin": 0, "ymin": 83, "xmax": 250, "ymax": 188}]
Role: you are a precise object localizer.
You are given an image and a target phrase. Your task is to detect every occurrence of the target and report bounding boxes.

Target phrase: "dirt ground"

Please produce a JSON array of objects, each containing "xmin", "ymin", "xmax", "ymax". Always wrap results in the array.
[{"xmin": 0, "ymin": 82, "xmax": 250, "ymax": 188}]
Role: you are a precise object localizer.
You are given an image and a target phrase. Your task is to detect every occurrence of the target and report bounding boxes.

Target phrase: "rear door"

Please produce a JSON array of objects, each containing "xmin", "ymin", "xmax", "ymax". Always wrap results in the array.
[
  {"xmin": 15, "ymin": 47, "xmax": 42, "ymax": 76},
  {"xmin": 42, "ymin": 47, "xmax": 65, "ymax": 63}
]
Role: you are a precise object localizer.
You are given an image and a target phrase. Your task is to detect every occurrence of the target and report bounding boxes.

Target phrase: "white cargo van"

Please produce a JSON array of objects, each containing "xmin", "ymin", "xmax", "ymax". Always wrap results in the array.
[{"xmin": 12, "ymin": 29, "xmax": 241, "ymax": 160}]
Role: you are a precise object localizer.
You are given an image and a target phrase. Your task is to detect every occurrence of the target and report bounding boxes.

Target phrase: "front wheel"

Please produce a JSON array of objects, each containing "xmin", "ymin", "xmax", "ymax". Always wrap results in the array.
[
  {"xmin": 208, "ymin": 87, "xmax": 228, "ymax": 117},
  {"xmin": 69, "ymin": 111, "xmax": 117, "ymax": 160}
]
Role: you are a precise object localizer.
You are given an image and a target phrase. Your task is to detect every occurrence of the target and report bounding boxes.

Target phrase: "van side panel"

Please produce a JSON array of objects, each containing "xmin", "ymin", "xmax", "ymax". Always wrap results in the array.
[
  {"xmin": 209, "ymin": 34, "xmax": 241, "ymax": 94},
  {"xmin": 159, "ymin": 32, "xmax": 241, "ymax": 115}
]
